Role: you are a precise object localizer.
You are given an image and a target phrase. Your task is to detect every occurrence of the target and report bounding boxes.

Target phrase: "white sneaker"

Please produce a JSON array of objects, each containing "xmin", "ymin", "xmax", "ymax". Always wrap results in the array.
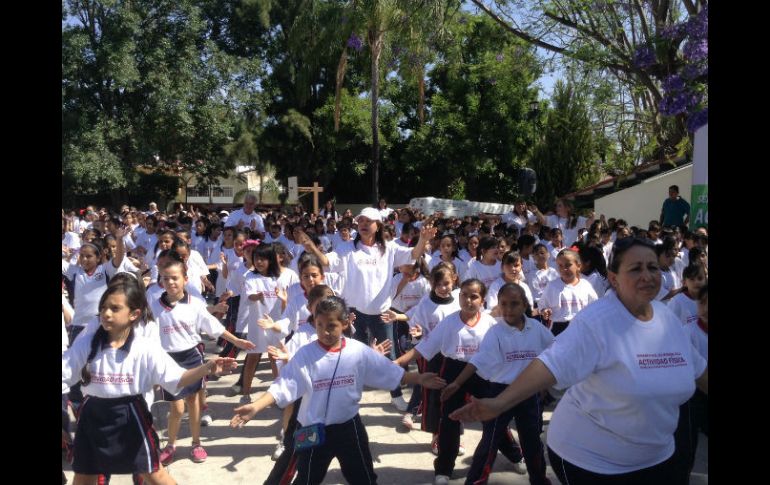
[
  {"xmin": 200, "ymin": 413, "xmax": 213, "ymax": 426},
  {"xmin": 272, "ymin": 441, "xmax": 285, "ymax": 461},
  {"xmin": 511, "ymin": 459, "xmax": 527, "ymax": 475},
  {"xmin": 239, "ymin": 394, "xmax": 252, "ymax": 404},
  {"xmin": 458, "ymin": 442, "xmax": 466, "ymax": 456},
  {"xmin": 391, "ymin": 395, "xmax": 408, "ymax": 412},
  {"xmin": 401, "ymin": 413, "xmax": 414, "ymax": 431},
  {"xmin": 433, "ymin": 475, "xmax": 450, "ymax": 485}
]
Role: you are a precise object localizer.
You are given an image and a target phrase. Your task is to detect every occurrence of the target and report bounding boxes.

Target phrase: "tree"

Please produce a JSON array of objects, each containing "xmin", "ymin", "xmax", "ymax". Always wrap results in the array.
[
  {"xmin": 469, "ymin": 0, "xmax": 708, "ymax": 161},
  {"xmin": 62, "ymin": 0, "xmax": 263, "ymax": 206},
  {"xmin": 529, "ymin": 81, "xmax": 600, "ymax": 208}
]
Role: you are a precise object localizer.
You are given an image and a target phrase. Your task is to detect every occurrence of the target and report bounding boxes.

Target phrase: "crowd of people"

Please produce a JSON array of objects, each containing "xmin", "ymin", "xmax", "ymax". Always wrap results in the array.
[{"xmin": 62, "ymin": 190, "xmax": 708, "ymax": 485}]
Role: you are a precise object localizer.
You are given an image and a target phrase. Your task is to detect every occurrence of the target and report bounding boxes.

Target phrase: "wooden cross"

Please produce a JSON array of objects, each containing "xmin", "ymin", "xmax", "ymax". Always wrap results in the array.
[{"xmin": 298, "ymin": 182, "xmax": 324, "ymax": 214}]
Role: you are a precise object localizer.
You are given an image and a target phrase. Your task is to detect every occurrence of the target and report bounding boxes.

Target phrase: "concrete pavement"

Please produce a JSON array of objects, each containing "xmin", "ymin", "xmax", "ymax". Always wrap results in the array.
[{"xmin": 63, "ymin": 341, "xmax": 708, "ymax": 484}]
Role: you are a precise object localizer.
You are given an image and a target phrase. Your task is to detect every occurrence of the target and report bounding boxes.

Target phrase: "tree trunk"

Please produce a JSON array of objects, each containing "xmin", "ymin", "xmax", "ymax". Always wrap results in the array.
[
  {"xmin": 418, "ymin": 66, "xmax": 425, "ymax": 125},
  {"xmin": 370, "ymin": 29, "xmax": 384, "ymax": 204},
  {"xmin": 334, "ymin": 46, "xmax": 349, "ymax": 132}
]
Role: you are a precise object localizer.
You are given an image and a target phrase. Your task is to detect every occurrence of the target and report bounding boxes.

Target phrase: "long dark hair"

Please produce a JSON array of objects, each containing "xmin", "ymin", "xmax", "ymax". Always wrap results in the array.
[
  {"xmin": 353, "ymin": 221, "xmax": 387, "ymax": 255},
  {"xmin": 80, "ymin": 278, "xmax": 152, "ymax": 386}
]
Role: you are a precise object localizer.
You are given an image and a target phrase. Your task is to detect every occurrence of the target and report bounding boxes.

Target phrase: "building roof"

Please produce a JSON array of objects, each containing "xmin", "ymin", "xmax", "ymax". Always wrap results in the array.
[{"xmin": 562, "ymin": 156, "xmax": 691, "ymax": 209}]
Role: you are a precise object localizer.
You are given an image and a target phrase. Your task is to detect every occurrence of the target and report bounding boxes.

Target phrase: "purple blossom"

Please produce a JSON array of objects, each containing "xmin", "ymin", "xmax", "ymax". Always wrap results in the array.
[
  {"xmin": 633, "ymin": 45, "xmax": 656, "ymax": 69},
  {"xmin": 683, "ymin": 39, "xmax": 708, "ymax": 62},
  {"xmin": 662, "ymin": 74, "xmax": 685, "ymax": 94},
  {"xmin": 682, "ymin": 63, "xmax": 707, "ymax": 80},
  {"xmin": 660, "ymin": 23, "xmax": 686, "ymax": 41},
  {"xmin": 686, "ymin": 107, "xmax": 708, "ymax": 132},
  {"xmin": 347, "ymin": 33, "xmax": 364, "ymax": 52},
  {"xmin": 686, "ymin": 7, "xmax": 708, "ymax": 39},
  {"xmin": 659, "ymin": 90, "xmax": 701, "ymax": 116},
  {"xmin": 496, "ymin": 53, "xmax": 504, "ymax": 62}
]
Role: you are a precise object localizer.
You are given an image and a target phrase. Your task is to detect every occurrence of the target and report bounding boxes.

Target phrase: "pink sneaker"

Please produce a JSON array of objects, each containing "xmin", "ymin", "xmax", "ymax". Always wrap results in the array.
[
  {"xmin": 190, "ymin": 444, "xmax": 208, "ymax": 463},
  {"xmin": 159, "ymin": 445, "xmax": 176, "ymax": 465}
]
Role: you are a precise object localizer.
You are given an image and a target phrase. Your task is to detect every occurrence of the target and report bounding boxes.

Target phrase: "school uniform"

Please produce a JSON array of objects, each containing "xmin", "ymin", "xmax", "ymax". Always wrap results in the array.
[
  {"xmin": 465, "ymin": 260, "xmax": 502, "ymax": 289},
  {"xmin": 583, "ymin": 270, "xmax": 609, "ymax": 298},
  {"xmin": 268, "ymin": 337, "xmax": 404, "ymax": 485},
  {"xmin": 527, "ymin": 266, "xmax": 559, "ymax": 308},
  {"xmin": 404, "ymin": 292, "xmax": 461, "ymax": 423},
  {"xmin": 486, "ymin": 277, "xmax": 534, "ymax": 311},
  {"xmin": 538, "ymin": 278, "xmax": 598, "ymax": 336},
  {"xmin": 149, "ymin": 291, "xmax": 226, "ymax": 400},
  {"xmin": 415, "ymin": 311, "xmax": 497, "ymax": 478},
  {"xmin": 243, "ymin": 272, "xmax": 283, "ymax": 353},
  {"xmin": 465, "ymin": 317, "xmax": 554, "ymax": 485},
  {"xmin": 545, "ymin": 215, "xmax": 588, "ymax": 248},
  {"xmin": 62, "ymin": 328, "xmax": 186, "ymax": 475},
  {"xmin": 429, "ymin": 256, "xmax": 469, "ymax": 282},
  {"xmin": 667, "ymin": 291, "xmax": 699, "ymax": 327}
]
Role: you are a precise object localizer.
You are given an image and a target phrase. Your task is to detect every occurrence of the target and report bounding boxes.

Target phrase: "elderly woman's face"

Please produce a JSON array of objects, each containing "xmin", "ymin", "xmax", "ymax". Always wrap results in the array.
[{"xmin": 609, "ymin": 245, "xmax": 661, "ymax": 308}]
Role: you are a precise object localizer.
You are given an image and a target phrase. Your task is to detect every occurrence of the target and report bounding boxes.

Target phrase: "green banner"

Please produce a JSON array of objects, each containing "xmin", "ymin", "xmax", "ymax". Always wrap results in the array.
[{"xmin": 690, "ymin": 184, "xmax": 708, "ymax": 230}]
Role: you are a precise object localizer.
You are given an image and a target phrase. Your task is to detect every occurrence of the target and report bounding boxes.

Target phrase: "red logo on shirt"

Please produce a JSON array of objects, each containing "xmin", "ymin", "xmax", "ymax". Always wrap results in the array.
[
  {"xmin": 163, "ymin": 322, "xmax": 193, "ymax": 334},
  {"xmin": 637, "ymin": 352, "xmax": 687, "ymax": 369},
  {"xmin": 312, "ymin": 374, "xmax": 355, "ymax": 391},
  {"xmin": 505, "ymin": 350, "xmax": 538, "ymax": 362},
  {"xmin": 91, "ymin": 373, "xmax": 135, "ymax": 384}
]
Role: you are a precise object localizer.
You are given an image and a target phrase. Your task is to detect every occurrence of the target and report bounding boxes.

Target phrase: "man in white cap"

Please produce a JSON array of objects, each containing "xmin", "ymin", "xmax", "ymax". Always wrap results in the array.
[{"xmin": 225, "ymin": 193, "xmax": 265, "ymax": 236}]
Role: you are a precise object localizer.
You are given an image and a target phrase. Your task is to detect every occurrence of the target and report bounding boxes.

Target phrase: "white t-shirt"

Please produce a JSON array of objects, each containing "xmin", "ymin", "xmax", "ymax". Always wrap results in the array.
[
  {"xmin": 135, "ymin": 232, "xmax": 158, "ymax": 255},
  {"xmin": 667, "ymin": 292, "xmax": 699, "ymax": 327},
  {"xmin": 546, "ymin": 214, "xmax": 588, "ymax": 247},
  {"xmin": 538, "ymin": 293, "xmax": 707, "ymax": 474},
  {"xmin": 64, "ymin": 261, "xmax": 122, "ymax": 328},
  {"xmin": 486, "ymin": 277, "xmax": 534, "ymax": 310},
  {"xmin": 465, "ymin": 260, "xmax": 502, "ymax": 289},
  {"xmin": 527, "ymin": 266, "xmax": 559, "ymax": 303},
  {"xmin": 405, "ymin": 293, "xmax": 461, "ymax": 338},
  {"xmin": 273, "ymin": 289, "xmax": 312, "ymax": 336},
  {"xmin": 225, "ymin": 209, "xmax": 265, "ymax": 234},
  {"xmin": 268, "ymin": 338, "xmax": 404, "ymax": 426},
  {"xmin": 389, "ymin": 274, "xmax": 431, "ymax": 313},
  {"xmin": 244, "ymin": 273, "xmax": 284, "ymax": 352},
  {"xmin": 428, "ymin": 256, "xmax": 468, "ymax": 282},
  {"xmin": 470, "ymin": 317, "xmax": 553, "ymax": 384},
  {"xmin": 325, "ymin": 241, "xmax": 414, "ymax": 314},
  {"xmin": 149, "ymin": 292, "xmax": 226, "ymax": 352},
  {"xmin": 415, "ymin": 311, "xmax": 496, "ymax": 362},
  {"xmin": 538, "ymin": 278, "xmax": 598, "ymax": 322},
  {"xmin": 655, "ymin": 266, "xmax": 682, "ymax": 300},
  {"xmin": 502, "ymin": 211, "xmax": 536, "ymax": 231},
  {"xmin": 62, "ymin": 331, "xmax": 185, "ymax": 398},
  {"xmin": 584, "ymin": 271, "xmax": 609, "ymax": 298},
  {"xmin": 688, "ymin": 321, "xmax": 708, "ymax": 361}
]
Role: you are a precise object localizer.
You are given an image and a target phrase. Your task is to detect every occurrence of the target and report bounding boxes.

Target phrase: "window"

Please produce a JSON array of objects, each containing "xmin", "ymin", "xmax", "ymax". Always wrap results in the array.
[
  {"xmin": 186, "ymin": 186, "xmax": 208, "ymax": 198},
  {"xmin": 212, "ymin": 186, "xmax": 233, "ymax": 197}
]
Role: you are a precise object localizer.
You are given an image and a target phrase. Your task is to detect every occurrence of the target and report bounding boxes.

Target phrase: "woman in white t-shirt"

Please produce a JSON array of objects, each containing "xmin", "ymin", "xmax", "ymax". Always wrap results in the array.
[
  {"xmin": 450, "ymin": 238, "xmax": 708, "ymax": 484},
  {"xmin": 545, "ymin": 198, "xmax": 594, "ymax": 248}
]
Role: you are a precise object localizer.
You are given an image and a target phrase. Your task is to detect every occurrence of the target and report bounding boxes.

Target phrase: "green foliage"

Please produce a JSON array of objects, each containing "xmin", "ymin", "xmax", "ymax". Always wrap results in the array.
[
  {"xmin": 529, "ymin": 81, "xmax": 600, "ymax": 207},
  {"xmin": 62, "ymin": 0, "xmax": 264, "ymax": 204}
]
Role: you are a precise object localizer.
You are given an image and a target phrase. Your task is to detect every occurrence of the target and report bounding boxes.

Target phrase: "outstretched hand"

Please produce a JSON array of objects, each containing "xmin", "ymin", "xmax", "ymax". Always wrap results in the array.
[
  {"xmin": 230, "ymin": 404, "xmax": 258, "ymax": 428},
  {"xmin": 371, "ymin": 338, "xmax": 392, "ymax": 356},
  {"xmin": 449, "ymin": 396, "xmax": 502, "ymax": 422},
  {"xmin": 209, "ymin": 357, "xmax": 238, "ymax": 376},
  {"xmin": 268, "ymin": 342, "xmax": 290, "ymax": 361},
  {"xmin": 420, "ymin": 372, "xmax": 447, "ymax": 390}
]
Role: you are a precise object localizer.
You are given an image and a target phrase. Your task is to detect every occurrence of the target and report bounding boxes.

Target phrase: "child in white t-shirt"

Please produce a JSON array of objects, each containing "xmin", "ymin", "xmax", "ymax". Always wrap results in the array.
[
  {"xmin": 62, "ymin": 277, "xmax": 237, "ymax": 483},
  {"xmin": 538, "ymin": 249, "xmax": 599, "ymax": 336},
  {"xmin": 527, "ymin": 243, "xmax": 559, "ymax": 317},
  {"xmin": 230, "ymin": 295, "xmax": 445, "ymax": 485},
  {"xmin": 465, "ymin": 236, "xmax": 501, "ymax": 288},
  {"xmin": 667, "ymin": 263, "xmax": 707, "ymax": 327},
  {"xmin": 443, "ymin": 283, "xmax": 554, "ymax": 484}
]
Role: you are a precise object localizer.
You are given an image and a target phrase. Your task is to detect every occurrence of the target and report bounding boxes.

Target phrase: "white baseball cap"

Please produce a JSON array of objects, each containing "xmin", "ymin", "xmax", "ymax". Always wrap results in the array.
[{"xmin": 354, "ymin": 207, "xmax": 383, "ymax": 222}]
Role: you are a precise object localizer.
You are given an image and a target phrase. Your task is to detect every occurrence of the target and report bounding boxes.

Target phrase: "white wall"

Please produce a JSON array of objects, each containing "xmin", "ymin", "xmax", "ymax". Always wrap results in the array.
[{"xmin": 594, "ymin": 164, "xmax": 693, "ymax": 228}]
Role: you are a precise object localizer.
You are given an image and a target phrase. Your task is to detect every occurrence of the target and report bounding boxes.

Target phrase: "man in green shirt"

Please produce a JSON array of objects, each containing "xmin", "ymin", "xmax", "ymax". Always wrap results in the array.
[{"xmin": 660, "ymin": 185, "xmax": 690, "ymax": 227}]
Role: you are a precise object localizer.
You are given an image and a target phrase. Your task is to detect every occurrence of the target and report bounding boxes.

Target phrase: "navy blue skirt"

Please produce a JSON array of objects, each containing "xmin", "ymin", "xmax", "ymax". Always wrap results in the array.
[
  {"xmin": 162, "ymin": 346, "xmax": 204, "ymax": 401},
  {"xmin": 73, "ymin": 395, "xmax": 161, "ymax": 475}
]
